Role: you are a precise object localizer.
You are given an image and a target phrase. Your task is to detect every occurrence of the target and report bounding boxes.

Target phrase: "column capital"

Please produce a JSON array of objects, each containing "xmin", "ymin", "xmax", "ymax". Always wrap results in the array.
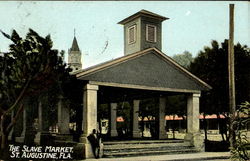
[
  {"xmin": 84, "ymin": 84, "xmax": 99, "ymax": 91},
  {"xmin": 133, "ymin": 99, "xmax": 140, "ymax": 104},
  {"xmin": 111, "ymin": 102, "xmax": 118, "ymax": 106},
  {"xmin": 192, "ymin": 93, "xmax": 201, "ymax": 98},
  {"xmin": 58, "ymin": 95, "xmax": 64, "ymax": 99}
]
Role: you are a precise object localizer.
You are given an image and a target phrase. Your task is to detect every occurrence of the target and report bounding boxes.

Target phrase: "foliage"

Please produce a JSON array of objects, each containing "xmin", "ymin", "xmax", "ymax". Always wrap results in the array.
[
  {"xmin": 97, "ymin": 104, "xmax": 109, "ymax": 134},
  {"xmin": 231, "ymin": 102, "xmax": 250, "ymax": 161},
  {"xmin": 165, "ymin": 95, "xmax": 186, "ymax": 118},
  {"xmin": 0, "ymin": 29, "xmax": 71, "ymax": 149},
  {"xmin": 189, "ymin": 40, "xmax": 250, "ymax": 115},
  {"xmin": 139, "ymin": 98, "xmax": 158, "ymax": 137},
  {"xmin": 189, "ymin": 40, "xmax": 250, "ymax": 142},
  {"xmin": 117, "ymin": 102, "xmax": 132, "ymax": 137},
  {"xmin": 139, "ymin": 98, "xmax": 158, "ymax": 121},
  {"xmin": 170, "ymin": 51, "xmax": 193, "ymax": 129},
  {"xmin": 172, "ymin": 51, "xmax": 194, "ymax": 68}
]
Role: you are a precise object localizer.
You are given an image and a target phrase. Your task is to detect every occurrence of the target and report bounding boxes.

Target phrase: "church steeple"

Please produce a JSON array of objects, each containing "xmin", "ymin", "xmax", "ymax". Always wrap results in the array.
[
  {"xmin": 71, "ymin": 37, "xmax": 80, "ymax": 51},
  {"xmin": 68, "ymin": 30, "xmax": 82, "ymax": 71}
]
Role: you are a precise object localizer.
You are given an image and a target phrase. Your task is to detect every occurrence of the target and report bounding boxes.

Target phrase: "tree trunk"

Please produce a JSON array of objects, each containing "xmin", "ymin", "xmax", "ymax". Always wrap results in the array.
[
  {"xmin": 1, "ymin": 133, "xmax": 7, "ymax": 150},
  {"xmin": 141, "ymin": 116, "xmax": 145, "ymax": 138},
  {"xmin": 0, "ymin": 115, "xmax": 8, "ymax": 150},
  {"xmin": 98, "ymin": 118, "xmax": 102, "ymax": 134},
  {"xmin": 0, "ymin": 104, "xmax": 24, "ymax": 149},
  {"xmin": 172, "ymin": 115, "xmax": 175, "ymax": 139},
  {"xmin": 203, "ymin": 113, "xmax": 208, "ymax": 141},
  {"xmin": 217, "ymin": 114, "xmax": 225, "ymax": 141}
]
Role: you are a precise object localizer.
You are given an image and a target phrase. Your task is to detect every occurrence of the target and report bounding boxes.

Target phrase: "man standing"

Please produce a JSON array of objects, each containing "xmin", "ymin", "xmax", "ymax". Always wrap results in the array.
[{"xmin": 87, "ymin": 129, "xmax": 100, "ymax": 158}]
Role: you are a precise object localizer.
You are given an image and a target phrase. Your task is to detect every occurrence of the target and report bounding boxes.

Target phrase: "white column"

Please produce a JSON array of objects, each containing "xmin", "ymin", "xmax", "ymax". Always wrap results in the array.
[
  {"xmin": 185, "ymin": 93, "xmax": 204, "ymax": 151},
  {"xmin": 57, "ymin": 96, "xmax": 70, "ymax": 135},
  {"xmin": 159, "ymin": 97, "xmax": 167, "ymax": 139},
  {"xmin": 133, "ymin": 100, "xmax": 140, "ymax": 138},
  {"xmin": 110, "ymin": 103, "xmax": 118, "ymax": 137},
  {"xmin": 80, "ymin": 84, "xmax": 99, "ymax": 158},
  {"xmin": 187, "ymin": 93, "xmax": 200, "ymax": 134}
]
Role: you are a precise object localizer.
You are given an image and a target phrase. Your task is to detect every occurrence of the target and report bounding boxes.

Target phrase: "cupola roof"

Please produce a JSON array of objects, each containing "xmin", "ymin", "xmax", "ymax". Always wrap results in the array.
[{"xmin": 118, "ymin": 9, "xmax": 169, "ymax": 25}]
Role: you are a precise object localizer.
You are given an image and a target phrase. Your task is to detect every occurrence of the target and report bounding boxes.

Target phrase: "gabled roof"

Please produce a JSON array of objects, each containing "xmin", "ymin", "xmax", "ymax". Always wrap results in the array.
[
  {"xmin": 76, "ymin": 48, "xmax": 211, "ymax": 92},
  {"xmin": 70, "ymin": 36, "xmax": 80, "ymax": 51},
  {"xmin": 118, "ymin": 9, "xmax": 169, "ymax": 25}
]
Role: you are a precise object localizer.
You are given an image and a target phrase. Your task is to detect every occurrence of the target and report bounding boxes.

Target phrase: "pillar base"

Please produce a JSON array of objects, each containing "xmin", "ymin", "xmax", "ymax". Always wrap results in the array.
[
  {"xmin": 74, "ymin": 143, "xmax": 86, "ymax": 159},
  {"xmin": 79, "ymin": 136, "xmax": 103, "ymax": 159},
  {"xmin": 16, "ymin": 130, "xmax": 26, "ymax": 143},
  {"xmin": 34, "ymin": 132, "xmax": 54, "ymax": 145},
  {"xmin": 8, "ymin": 131, "xmax": 14, "ymax": 141},
  {"xmin": 184, "ymin": 133, "xmax": 204, "ymax": 151},
  {"xmin": 159, "ymin": 132, "xmax": 168, "ymax": 140},
  {"xmin": 15, "ymin": 136, "xmax": 25, "ymax": 143},
  {"xmin": 34, "ymin": 132, "xmax": 41, "ymax": 145},
  {"xmin": 110, "ymin": 130, "xmax": 118, "ymax": 137},
  {"xmin": 132, "ymin": 130, "xmax": 141, "ymax": 138},
  {"xmin": 79, "ymin": 134, "xmax": 88, "ymax": 143},
  {"xmin": 55, "ymin": 134, "xmax": 73, "ymax": 142}
]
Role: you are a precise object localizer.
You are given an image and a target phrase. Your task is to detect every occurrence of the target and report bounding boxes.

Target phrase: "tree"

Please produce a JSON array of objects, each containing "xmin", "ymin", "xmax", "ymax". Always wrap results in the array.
[
  {"xmin": 165, "ymin": 95, "xmax": 187, "ymax": 139},
  {"xmin": 139, "ymin": 98, "xmax": 158, "ymax": 138},
  {"xmin": 189, "ymin": 40, "xmax": 250, "ymax": 141},
  {"xmin": 116, "ymin": 102, "xmax": 131, "ymax": 138},
  {"xmin": 0, "ymin": 29, "xmax": 71, "ymax": 149},
  {"xmin": 97, "ymin": 104, "xmax": 109, "ymax": 134},
  {"xmin": 172, "ymin": 51, "xmax": 194, "ymax": 68},
  {"xmin": 231, "ymin": 102, "xmax": 250, "ymax": 160}
]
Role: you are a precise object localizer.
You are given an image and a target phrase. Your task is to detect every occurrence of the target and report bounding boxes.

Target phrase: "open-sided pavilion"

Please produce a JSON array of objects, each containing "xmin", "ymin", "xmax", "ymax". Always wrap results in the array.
[{"xmin": 75, "ymin": 47, "xmax": 211, "ymax": 158}]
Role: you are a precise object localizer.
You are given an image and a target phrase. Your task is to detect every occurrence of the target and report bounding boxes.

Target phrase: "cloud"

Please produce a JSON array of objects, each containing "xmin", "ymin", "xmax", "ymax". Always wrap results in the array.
[{"xmin": 185, "ymin": 10, "xmax": 191, "ymax": 16}]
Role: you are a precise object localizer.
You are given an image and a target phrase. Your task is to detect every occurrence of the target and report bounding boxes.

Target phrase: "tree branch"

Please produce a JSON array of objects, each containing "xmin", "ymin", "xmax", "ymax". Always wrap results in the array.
[
  {"xmin": 6, "ymin": 103, "xmax": 24, "ymax": 134},
  {"xmin": 0, "ymin": 107, "xmax": 6, "ymax": 115},
  {"xmin": 6, "ymin": 77, "xmax": 32, "ymax": 114}
]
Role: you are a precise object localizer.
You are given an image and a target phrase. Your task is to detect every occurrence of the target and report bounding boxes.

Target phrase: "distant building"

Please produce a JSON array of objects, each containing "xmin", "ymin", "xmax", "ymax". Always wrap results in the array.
[{"xmin": 68, "ymin": 34, "xmax": 82, "ymax": 72}]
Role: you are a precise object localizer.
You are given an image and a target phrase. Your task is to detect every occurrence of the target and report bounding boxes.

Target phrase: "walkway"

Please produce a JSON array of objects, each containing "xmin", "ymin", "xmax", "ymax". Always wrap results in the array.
[{"xmin": 84, "ymin": 152, "xmax": 231, "ymax": 161}]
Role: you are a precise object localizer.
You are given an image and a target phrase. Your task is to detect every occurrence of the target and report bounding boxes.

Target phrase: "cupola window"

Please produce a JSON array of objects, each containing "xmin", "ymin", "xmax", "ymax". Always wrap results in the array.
[
  {"xmin": 146, "ymin": 24, "xmax": 157, "ymax": 42},
  {"xmin": 128, "ymin": 25, "xmax": 136, "ymax": 44}
]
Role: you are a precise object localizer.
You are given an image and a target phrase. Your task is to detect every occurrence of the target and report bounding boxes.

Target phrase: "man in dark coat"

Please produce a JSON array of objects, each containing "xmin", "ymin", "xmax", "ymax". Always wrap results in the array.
[{"xmin": 87, "ymin": 129, "xmax": 100, "ymax": 158}]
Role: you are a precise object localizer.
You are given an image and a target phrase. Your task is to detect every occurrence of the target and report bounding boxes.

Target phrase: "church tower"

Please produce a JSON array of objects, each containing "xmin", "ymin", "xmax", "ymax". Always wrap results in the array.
[
  {"xmin": 118, "ymin": 10, "xmax": 169, "ymax": 55},
  {"xmin": 68, "ymin": 32, "xmax": 82, "ymax": 72}
]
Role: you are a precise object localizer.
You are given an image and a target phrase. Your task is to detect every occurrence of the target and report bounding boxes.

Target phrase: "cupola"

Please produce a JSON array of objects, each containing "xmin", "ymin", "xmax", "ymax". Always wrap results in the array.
[{"xmin": 118, "ymin": 10, "xmax": 169, "ymax": 55}]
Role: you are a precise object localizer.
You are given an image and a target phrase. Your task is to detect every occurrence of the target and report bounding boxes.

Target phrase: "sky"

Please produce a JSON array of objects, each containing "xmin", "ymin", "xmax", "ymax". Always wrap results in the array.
[{"xmin": 0, "ymin": 1, "xmax": 249, "ymax": 68}]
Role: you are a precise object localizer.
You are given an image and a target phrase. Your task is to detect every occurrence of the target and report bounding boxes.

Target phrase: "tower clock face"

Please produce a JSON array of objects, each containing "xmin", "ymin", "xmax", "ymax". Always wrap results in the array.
[
  {"xmin": 73, "ymin": 57, "xmax": 77, "ymax": 62},
  {"xmin": 69, "ymin": 53, "xmax": 81, "ymax": 64},
  {"xmin": 75, "ymin": 56, "xmax": 79, "ymax": 63},
  {"xmin": 71, "ymin": 55, "xmax": 77, "ymax": 63}
]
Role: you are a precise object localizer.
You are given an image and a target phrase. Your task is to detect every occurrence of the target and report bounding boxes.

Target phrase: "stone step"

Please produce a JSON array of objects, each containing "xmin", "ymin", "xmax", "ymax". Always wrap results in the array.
[
  {"xmin": 103, "ymin": 148, "xmax": 199, "ymax": 158},
  {"xmin": 105, "ymin": 146, "xmax": 196, "ymax": 154},
  {"xmin": 104, "ymin": 142, "xmax": 191, "ymax": 150},
  {"xmin": 104, "ymin": 139, "xmax": 184, "ymax": 145},
  {"xmin": 103, "ymin": 139, "xmax": 199, "ymax": 158},
  {"xmin": 54, "ymin": 140, "xmax": 78, "ymax": 147}
]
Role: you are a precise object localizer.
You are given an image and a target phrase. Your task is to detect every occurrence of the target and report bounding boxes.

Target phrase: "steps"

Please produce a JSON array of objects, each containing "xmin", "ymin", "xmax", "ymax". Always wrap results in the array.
[{"xmin": 103, "ymin": 140, "xmax": 199, "ymax": 158}]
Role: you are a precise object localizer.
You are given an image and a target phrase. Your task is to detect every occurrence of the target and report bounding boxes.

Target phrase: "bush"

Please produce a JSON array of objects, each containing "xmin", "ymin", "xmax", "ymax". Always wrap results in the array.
[{"xmin": 230, "ymin": 102, "xmax": 250, "ymax": 161}]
